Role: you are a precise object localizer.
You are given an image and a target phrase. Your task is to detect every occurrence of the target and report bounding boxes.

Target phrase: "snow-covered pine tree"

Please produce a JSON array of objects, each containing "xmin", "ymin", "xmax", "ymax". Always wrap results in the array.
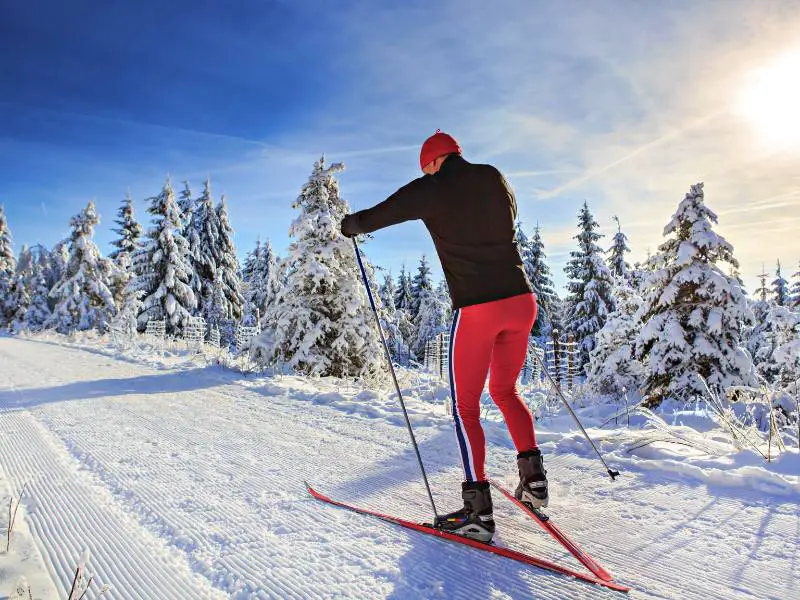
[
  {"xmin": 256, "ymin": 157, "xmax": 384, "ymax": 377},
  {"xmin": 379, "ymin": 269, "xmax": 396, "ymax": 310},
  {"xmin": 564, "ymin": 201, "xmax": 616, "ymax": 372},
  {"xmin": 586, "ymin": 277, "xmax": 645, "ymax": 398},
  {"xmin": 411, "ymin": 282, "xmax": 451, "ymax": 360},
  {"xmin": 215, "ymin": 197, "xmax": 245, "ymax": 322},
  {"xmin": 47, "ymin": 201, "xmax": 118, "ymax": 334},
  {"xmin": 791, "ymin": 262, "xmax": 800, "ymax": 308},
  {"xmin": 129, "ymin": 179, "xmax": 196, "ymax": 334},
  {"xmin": 747, "ymin": 303, "xmax": 793, "ymax": 384},
  {"xmin": 607, "ymin": 215, "xmax": 631, "ymax": 279},
  {"xmin": 8, "ymin": 245, "xmax": 34, "ymax": 331},
  {"xmin": 628, "ymin": 262, "xmax": 649, "ymax": 294},
  {"xmin": 244, "ymin": 239, "xmax": 282, "ymax": 330},
  {"xmin": 636, "ymin": 183, "xmax": 757, "ymax": 406},
  {"xmin": 394, "ymin": 264, "xmax": 413, "ymax": 312},
  {"xmin": 768, "ymin": 306, "xmax": 800, "ymax": 391},
  {"xmin": 242, "ymin": 238, "xmax": 262, "ymax": 284},
  {"xmin": 109, "ymin": 192, "xmax": 143, "ymax": 267},
  {"xmin": 178, "ymin": 180, "xmax": 193, "ymax": 234},
  {"xmin": 0, "ymin": 205, "xmax": 16, "ymax": 326},
  {"xmin": 410, "ymin": 255, "xmax": 434, "ymax": 319},
  {"xmin": 517, "ymin": 222, "xmax": 559, "ymax": 337},
  {"xmin": 754, "ymin": 265, "xmax": 770, "ymax": 302},
  {"xmin": 772, "ymin": 259, "xmax": 790, "ymax": 306},
  {"xmin": 24, "ymin": 249, "xmax": 52, "ymax": 332},
  {"xmin": 187, "ymin": 179, "xmax": 219, "ymax": 318},
  {"xmin": 377, "ymin": 271, "xmax": 410, "ymax": 363}
]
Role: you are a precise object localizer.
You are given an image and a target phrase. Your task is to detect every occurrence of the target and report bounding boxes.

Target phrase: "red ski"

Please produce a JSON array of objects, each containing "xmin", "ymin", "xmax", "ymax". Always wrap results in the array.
[
  {"xmin": 305, "ymin": 482, "xmax": 630, "ymax": 593},
  {"xmin": 490, "ymin": 480, "xmax": 614, "ymax": 582}
]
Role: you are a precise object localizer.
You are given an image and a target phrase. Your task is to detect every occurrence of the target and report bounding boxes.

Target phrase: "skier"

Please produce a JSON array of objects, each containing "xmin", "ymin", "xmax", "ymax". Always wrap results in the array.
[{"xmin": 340, "ymin": 130, "xmax": 547, "ymax": 542}]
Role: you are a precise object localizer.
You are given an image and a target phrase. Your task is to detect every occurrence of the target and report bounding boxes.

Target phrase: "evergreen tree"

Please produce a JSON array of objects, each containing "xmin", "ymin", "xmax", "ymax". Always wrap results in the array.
[
  {"xmin": 245, "ymin": 239, "xmax": 282, "ymax": 329},
  {"xmin": 607, "ymin": 215, "xmax": 631, "ymax": 279},
  {"xmin": 377, "ymin": 271, "xmax": 410, "ymax": 363},
  {"xmin": 0, "ymin": 205, "xmax": 16, "ymax": 326},
  {"xmin": 187, "ymin": 179, "xmax": 220, "ymax": 317},
  {"xmin": 636, "ymin": 183, "xmax": 757, "ymax": 406},
  {"xmin": 564, "ymin": 201, "xmax": 616, "ymax": 372},
  {"xmin": 379, "ymin": 270, "xmax": 396, "ymax": 310},
  {"xmin": 215, "ymin": 197, "xmax": 245, "ymax": 321},
  {"xmin": 23, "ymin": 249, "xmax": 52, "ymax": 332},
  {"xmin": 108, "ymin": 192, "xmax": 143, "ymax": 267},
  {"xmin": 754, "ymin": 265, "xmax": 770, "ymax": 302},
  {"xmin": 129, "ymin": 179, "xmax": 196, "ymax": 334},
  {"xmin": 410, "ymin": 255, "xmax": 434, "ymax": 318},
  {"xmin": 178, "ymin": 180, "xmax": 194, "ymax": 233},
  {"xmin": 517, "ymin": 222, "xmax": 559, "ymax": 337},
  {"xmin": 242, "ymin": 238, "xmax": 262, "ymax": 284},
  {"xmin": 772, "ymin": 259, "xmax": 790, "ymax": 306},
  {"xmin": 791, "ymin": 262, "xmax": 800, "ymax": 308},
  {"xmin": 256, "ymin": 157, "xmax": 384, "ymax": 377},
  {"xmin": 7, "ymin": 245, "xmax": 33, "ymax": 331},
  {"xmin": 586, "ymin": 278, "xmax": 645, "ymax": 398},
  {"xmin": 47, "ymin": 201, "xmax": 118, "ymax": 334},
  {"xmin": 411, "ymin": 282, "xmax": 451, "ymax": 360},
  {"xmin": 628, "ymin": 261, "xmax": 649, "ymax": 294},
  {"xmin": 394, "ymin": 264, "xmax": 413, "ymax": 311}
]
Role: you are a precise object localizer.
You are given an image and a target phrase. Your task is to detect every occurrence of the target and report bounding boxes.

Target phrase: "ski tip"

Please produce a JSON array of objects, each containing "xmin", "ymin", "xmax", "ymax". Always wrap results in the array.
[{"xmin": 608, "ymin": 469, "xmax": 621, "ymax": 481}]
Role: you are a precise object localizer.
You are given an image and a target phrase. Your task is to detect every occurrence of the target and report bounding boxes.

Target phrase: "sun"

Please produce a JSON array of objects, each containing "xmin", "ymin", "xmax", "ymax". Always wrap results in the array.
[{"xmin": 737, "ymin": 50, "xmax": 800, "ymax": 148}]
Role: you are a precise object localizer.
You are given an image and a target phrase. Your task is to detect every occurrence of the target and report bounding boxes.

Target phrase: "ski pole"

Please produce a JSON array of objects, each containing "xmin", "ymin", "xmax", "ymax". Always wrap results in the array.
[
  {"xmin": 352, "ymin": 238, "xmax": 439, "ymax": 518},
  {"xmin": 532, "ymin": 350, "xmax": 620, "ymax": 480}
]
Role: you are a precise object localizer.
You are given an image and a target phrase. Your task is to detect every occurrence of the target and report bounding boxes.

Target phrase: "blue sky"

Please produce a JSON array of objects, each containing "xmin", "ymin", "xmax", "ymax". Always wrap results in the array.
[{"xmin": 2, "ymin": 0, "xmax": 800, "ymax": 293}]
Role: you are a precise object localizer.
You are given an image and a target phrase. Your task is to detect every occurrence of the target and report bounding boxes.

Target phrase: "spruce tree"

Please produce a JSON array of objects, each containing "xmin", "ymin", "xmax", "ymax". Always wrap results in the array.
[
  {"xmin": 0, "ymin": 206, "xmax": 16, "ymax": 326},
  {"xmin": 607, "ymin": 216, "xmax": 631, "ymax": 279},
  {"xmin": 242, "ymin": 238, "xmax": 262, "ymax": 284},
  {"xmin": 246, "ymin": 239, "xmax": 282, "ymax": 329},
  {"xmin": 636, "ymin": 183, "xmax": 757, "ymax": 405},
  {"xmin": 24, "ymin": 249, "xmax": 52, "ymax": 332},
  {"xmin": 754, "ymin": 265, "xmax": 770, "ymax": 302},
  {"xmin": 215, "ymin": 197, "xmax": 245, "ymax": 321},
  {"xmin": 410, "ymin": 255, "xmax": 434, "ymax": 319},
  {"xmin": 108, "ymin": 192, "xmax": 143, "ymax": 268},
  {"xmin": 394, "ymin": 265, "xmax": 413, "ymax": 311},
  {"xmin": 47, "ymin": 201, "xmax": 118, "ymax": 334},
  {"xmin": 8, "ymin": 245, "xmax": 33, "ymax": 331},
  {"xmin": 187, "ymin": 179, "xmax": 220, "ymax": 317},
  {"xmin": 564, "ymin": 201, "xmax": 616, "ymax": 372},
  {"xmin": 257, "ymin": 157, "xmax": 383, "ymax": 377},
  {"xmin": 178, "ymin": 180, "xmax": 194, "ymax": 234},
  {"xmin": 772, "ymin": 259, "xmax": 790, "ymax": 306},
  {"xmin": 129, "ymin": 179, "xmax": 196, "ymax": 334},
  {"xmin": 517, "ymin": 221, "xmax": 559, "ymax": 337},
  {"xmin": 791, "ymin": 262, "xmax": 800, "ymax": 308},
  {"xmin": 411, "ymin": 282, "xmax": 451, "ymax": 360},
  {"xmin": 586, "ymin": 278, "xmax": 645, "ymax": 398},
  {"xmin": 378, "ymin": 271, "xmax": 410, "ymax": 363}
]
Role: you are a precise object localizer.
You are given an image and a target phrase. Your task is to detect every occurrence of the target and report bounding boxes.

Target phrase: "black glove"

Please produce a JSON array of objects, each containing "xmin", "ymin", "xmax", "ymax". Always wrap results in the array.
[{"xmin": 340, "ymin": 214, "xmax": 359, "ymax": 238}]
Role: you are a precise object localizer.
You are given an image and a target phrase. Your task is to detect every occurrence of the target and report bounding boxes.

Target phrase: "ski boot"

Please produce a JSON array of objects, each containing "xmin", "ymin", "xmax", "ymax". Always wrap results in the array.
[
  {"xmin": 433, "ymin": 481, "xmax": 495, "ymax": 543},
  {"xmin": 515, "ymin": 448, "xmax": 548, "ymax": 509}
]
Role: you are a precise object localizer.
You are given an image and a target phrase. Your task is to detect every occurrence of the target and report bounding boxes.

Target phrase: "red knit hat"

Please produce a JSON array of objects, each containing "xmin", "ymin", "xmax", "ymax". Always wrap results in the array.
[{"xmin": 420, "ymin": 130, "xmax": 461, "ymax": 170}]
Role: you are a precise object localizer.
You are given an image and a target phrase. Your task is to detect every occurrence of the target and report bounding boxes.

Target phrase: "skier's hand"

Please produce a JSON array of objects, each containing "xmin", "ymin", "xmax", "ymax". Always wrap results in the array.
[{"xmin": 340, "ymin": 214, "xmax": 359, "ymax": 238}]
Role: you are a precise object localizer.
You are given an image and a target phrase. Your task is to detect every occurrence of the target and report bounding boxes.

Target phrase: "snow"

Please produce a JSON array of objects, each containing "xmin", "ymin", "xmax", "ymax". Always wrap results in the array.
[{"xmin": 0, "ymin": 335, "xmax": 797, "ymax": 599}]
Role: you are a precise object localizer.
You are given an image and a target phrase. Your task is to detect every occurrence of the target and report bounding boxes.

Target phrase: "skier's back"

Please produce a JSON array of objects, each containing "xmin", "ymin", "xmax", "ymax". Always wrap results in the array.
[{"xmin": 341, "ymin": 131, "xmax": 548, "ymax": 542}]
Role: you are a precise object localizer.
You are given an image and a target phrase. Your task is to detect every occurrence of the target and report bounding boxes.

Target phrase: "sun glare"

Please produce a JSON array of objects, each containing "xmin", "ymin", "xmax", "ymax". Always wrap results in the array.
[{"xmin": 737, "ymin": 50, "xmax": 800, "ymax": 148}]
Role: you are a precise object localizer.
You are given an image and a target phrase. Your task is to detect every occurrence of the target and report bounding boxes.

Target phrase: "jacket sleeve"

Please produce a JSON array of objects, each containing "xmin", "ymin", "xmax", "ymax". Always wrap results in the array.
[{"xmin": 347, "ymin": 175, "xmax": 436, "ymax": 234}]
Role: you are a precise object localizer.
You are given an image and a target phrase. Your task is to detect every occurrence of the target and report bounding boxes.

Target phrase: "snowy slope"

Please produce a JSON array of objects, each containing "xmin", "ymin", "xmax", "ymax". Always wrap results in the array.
[{"xmin": 0, "ymin": 336, "xmax": 797, "ymax": 599}]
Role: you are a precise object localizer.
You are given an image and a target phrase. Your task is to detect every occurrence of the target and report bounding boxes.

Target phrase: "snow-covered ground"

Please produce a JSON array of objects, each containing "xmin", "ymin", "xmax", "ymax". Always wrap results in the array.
[{"xmin": 0, "ymin": 335, "xmax": 797, "ymax": 599}]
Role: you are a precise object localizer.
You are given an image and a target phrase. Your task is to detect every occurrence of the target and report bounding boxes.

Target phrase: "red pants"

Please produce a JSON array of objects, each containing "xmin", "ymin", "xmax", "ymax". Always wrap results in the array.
[{"xmin": 449, "ymin": 293, "xmax": 538, "ymax": 482}]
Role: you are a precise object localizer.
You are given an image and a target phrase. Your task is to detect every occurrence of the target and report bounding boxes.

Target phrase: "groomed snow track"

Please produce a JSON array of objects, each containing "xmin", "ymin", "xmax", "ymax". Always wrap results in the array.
[{"xmin": 0, "ymin": 336, "xmax": 797, "ymax": 599}]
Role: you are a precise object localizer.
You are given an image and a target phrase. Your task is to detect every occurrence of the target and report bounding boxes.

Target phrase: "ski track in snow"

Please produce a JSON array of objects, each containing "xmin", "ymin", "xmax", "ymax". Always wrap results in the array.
[{"xmin": 0, "ymin": 336, "xmax": 797, "ymax": 600}]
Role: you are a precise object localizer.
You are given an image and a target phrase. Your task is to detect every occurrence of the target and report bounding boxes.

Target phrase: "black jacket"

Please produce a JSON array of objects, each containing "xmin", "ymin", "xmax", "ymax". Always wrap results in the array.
[{"xmin": 344, "ymin": 154, "xmax": 532, "ymax": 309}]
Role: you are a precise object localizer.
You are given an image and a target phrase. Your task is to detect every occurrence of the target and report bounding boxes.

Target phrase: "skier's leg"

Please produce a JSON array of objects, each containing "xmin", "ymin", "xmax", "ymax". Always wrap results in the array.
[
  {"xmin": 448, "ymin": 306, "xmax": 495, "ymax": 482},
  {"xmin": 488, "ymin": 294, "xmax": 538, "ymax": 453},
  {"xmin": 487, "ymin": 293, "xmax": 549, "ymax": 508}
]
